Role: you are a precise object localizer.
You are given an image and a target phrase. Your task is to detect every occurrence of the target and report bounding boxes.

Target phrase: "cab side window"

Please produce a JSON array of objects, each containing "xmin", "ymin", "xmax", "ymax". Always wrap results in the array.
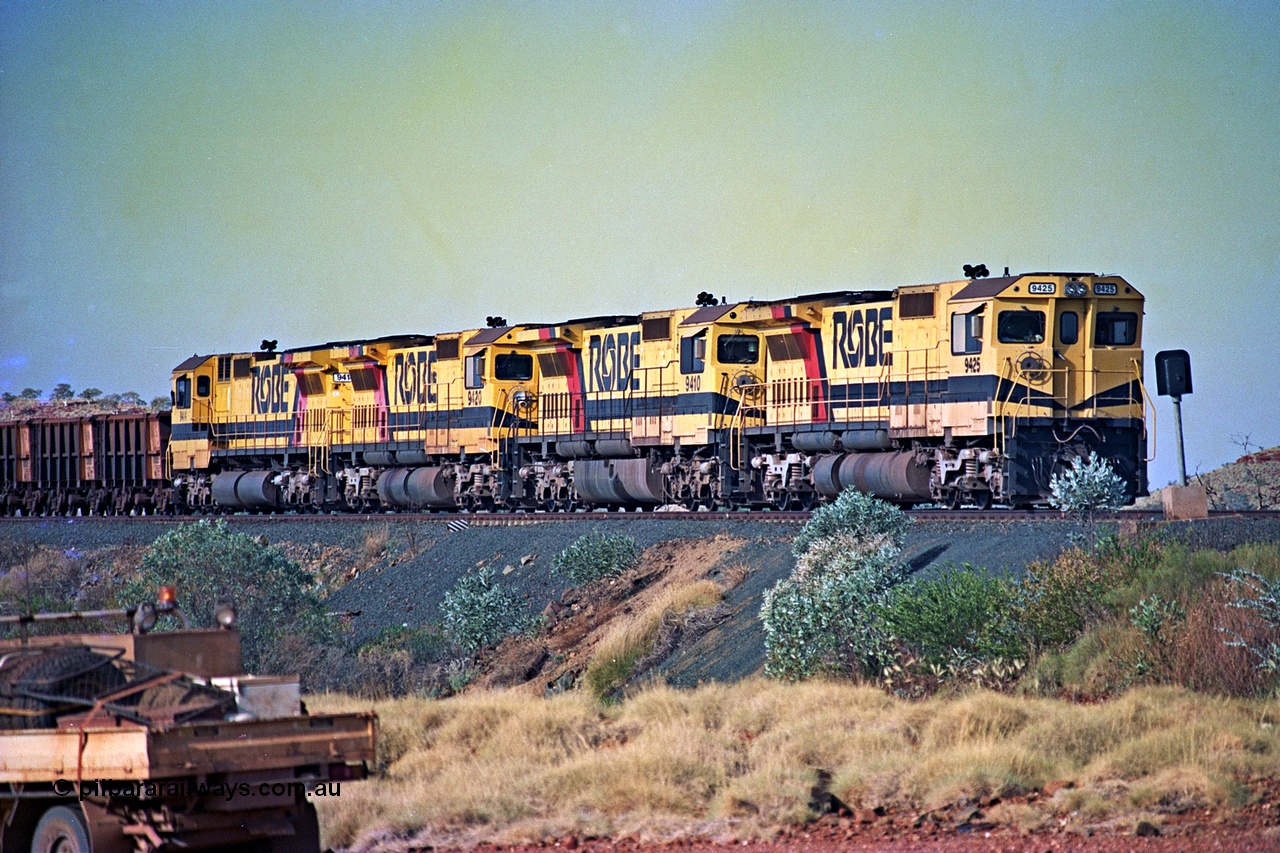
[
  {"xmin": 716, "ymin": 334, "xmax": 759, "ymax": 364},
  {"xmin": 465, "ymin": 349, "xmax": 487, "ymax": 389},
  {"xmin": 951, "ymin": 310, "xmax": 984, "ymax": 355},
  {"xmin": 494, "ymin": 353, "xmax": 533, "ymax": 381},
  {"xmin": 196, "ymin": 375, "xmax": 211, "ymax": 398},
  {"xmin": 175, "ymin": 376, "xmax": 191, "ymax": 409},
  {"xmin": 680, "ymin": 331, "xmax": 707, "ymax": 374}
]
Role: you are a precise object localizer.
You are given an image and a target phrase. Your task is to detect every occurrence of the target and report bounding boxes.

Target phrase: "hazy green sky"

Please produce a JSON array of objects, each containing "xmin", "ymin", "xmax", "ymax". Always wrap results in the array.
[{"xmin": 2, "ymin": 1, "xmax": 1277, "ymax": 486}]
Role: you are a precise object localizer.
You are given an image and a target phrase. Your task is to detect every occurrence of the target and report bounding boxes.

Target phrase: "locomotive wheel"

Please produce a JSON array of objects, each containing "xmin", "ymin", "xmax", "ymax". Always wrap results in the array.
[
  {"xmin": 31, "ymin": 805, "xmax": 91, "ymax": 853},
  {"xmin": 947, "ymin": 489, "xmax": 965, "ymax": 510},
  {"xmin": 973, "ymin": 490, "xmax": 993, "ymax": 510}
]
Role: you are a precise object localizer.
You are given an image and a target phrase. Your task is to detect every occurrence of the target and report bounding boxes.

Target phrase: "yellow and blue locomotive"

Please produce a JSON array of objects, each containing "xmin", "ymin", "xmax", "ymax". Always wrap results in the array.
[{"xmin": 165, "ymin": 269, "xmax": 1148, "ymax": 512}]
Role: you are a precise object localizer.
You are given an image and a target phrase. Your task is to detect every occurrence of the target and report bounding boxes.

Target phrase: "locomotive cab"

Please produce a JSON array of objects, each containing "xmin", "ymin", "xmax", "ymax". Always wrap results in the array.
[
  {"xmin": 977, "ymin": 273, "xmax": 1147, "ymax": 503},
  {"xmin": 460, "ymin": 326, "xmax": 541, "ymax": 458},
  {"xmin": 168, "ymin": 354, "xmax": 217, "ymax": 475}
]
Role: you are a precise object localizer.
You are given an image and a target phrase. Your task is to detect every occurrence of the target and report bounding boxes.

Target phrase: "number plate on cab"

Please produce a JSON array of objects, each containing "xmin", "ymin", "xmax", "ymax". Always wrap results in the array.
[
  {"xmin": 1093, "ymin": 282, "xmax": 1118, "ymax": 295},
  {"xmin": 1028, "ymin": 282, "xmax": 1056, "ymax": 295}
]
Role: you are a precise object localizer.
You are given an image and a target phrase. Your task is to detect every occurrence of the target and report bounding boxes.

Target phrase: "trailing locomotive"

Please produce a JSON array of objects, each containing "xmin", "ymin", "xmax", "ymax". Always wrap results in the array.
[{"xmin": 161, "ymin": 270, "xmax": 1149, "ymax": 513}]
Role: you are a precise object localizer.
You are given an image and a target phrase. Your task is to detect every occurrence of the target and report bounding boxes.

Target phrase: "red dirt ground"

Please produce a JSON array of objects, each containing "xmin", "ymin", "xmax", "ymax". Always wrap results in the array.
[{"xmin": 419, "ymin": 782, "xmax": 1280, "ymax": 853}]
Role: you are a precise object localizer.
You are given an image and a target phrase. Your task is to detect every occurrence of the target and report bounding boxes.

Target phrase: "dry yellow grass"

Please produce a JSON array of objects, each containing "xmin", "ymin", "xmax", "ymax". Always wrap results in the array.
[
  {"xmin": 361, "ymin": 524, "xmax": 390, "ymax": 564},
  {"xmin": 582, "ymin": 580, "xmax": 722, "ymax": 699},
  {"xmin": 308, "ymin": 681, "xmax": 1280, "ymax": 850}
]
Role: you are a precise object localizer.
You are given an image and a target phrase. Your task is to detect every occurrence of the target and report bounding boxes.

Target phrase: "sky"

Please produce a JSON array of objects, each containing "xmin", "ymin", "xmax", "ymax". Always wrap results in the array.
[{"xmin": 2, "ymin": 0, "xmax": 1277, "ymax": 488}]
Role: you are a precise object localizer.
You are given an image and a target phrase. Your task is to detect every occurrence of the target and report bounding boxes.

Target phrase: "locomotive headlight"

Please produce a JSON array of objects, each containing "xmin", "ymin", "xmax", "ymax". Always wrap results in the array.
[{"xmin": 1065, "ymin": 281, "xmax": 1087, "ymax": 297}]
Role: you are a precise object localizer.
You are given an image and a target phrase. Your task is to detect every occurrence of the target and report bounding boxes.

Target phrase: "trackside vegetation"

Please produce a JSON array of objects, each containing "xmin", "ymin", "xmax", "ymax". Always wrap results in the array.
[
  {"xmin": 551, "ymin": 529, "xmax": 640, "ymax": 585},
  {"xmin": 309, "ymin": 682, "xmax": 1280, "ymax": 848},
  {"xmin": 5, "ymin": 494, "xmax": 1280, "ymax": 846},
  {"xmin": 117, "ymin": 520, "xmax": 332, "ymax": 674},
  {"xmin": 763, "ymin": 487, "xmax": 1280, "ymax": 700}
]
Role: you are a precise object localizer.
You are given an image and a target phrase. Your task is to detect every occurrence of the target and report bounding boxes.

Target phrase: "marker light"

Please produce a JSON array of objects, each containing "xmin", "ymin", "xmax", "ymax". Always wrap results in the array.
[
  {"xmin": 214, "ymin": 599, "xmax": 238, "ymax": 629},
  {"xmin": 133, "ymin": 602, "xmax": 158, "ymax": 633},
  {"xmin": 157, "ymin": 586, "xmax": 178, "ymax": 608}
]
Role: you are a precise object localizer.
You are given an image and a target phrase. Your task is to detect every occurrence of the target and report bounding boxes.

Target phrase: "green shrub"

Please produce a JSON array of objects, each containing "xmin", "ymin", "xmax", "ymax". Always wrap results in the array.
[
  {"xmin": 1015, "ymin": 548, "xmax": 1110, "ymax": 653},
  {"xmin": 1032, "ymin": 543, "xmax": 1280, "ymax": 699},
  {"xmin": 1048, "ymin": 454, "xmax": 1129, "ymax": 519},
  {"xmin": 361, "ymin": 623, "xmax": 448, "ymax": 663},
  {"xmin": 439, "ymin": 566, "xmax": 530, "ymax": 653},
  {"xmin": 1220, "ymin": 568, "xmax": 1280, "ymax": 679},
  {"xmin": 551, "ymin": 530, "xmax": 640, "ymax": 585},
  {"xmin": 1129, "ymin": 595, "xmax": 1185, "ymax": 643},
  {"xmin": 763, "ymin": 495, "xmax": 910, "ymax": 680},
  {"xmin": 761, "ymin": 554, "xmax": 903, "ymax": 680},
  {"xmin": 876, "ymin": 566, "xmax": 1023, "ymax": 664},
  {"xmin": 791, "ymin": 487, "xmax": 913, "ymax": 557},
  {"xmin": 118, "ymin": 520, "xmax": 332, "ymax": 673}
]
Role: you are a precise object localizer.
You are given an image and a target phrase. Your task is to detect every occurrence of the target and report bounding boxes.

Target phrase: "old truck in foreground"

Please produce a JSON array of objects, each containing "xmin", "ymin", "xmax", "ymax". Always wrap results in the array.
[{"xmin": 0, "ymin": 590, "xmax": 375, "ymax": 853}]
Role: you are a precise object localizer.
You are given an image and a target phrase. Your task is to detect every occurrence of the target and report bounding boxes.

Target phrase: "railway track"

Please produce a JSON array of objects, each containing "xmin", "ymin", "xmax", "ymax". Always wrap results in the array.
[{"xmin": 1, "ymin": 509, "xmax": 1278, "ymax": 525}]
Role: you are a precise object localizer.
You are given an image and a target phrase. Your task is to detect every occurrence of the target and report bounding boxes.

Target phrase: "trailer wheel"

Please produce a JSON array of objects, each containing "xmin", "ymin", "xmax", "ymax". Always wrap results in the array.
[
  {"xmin": 30, "ymin": 805, "xmax": 90, "ymax": 853},
  {"xmin": 267, "ymin": 802, "xmax": 320, "ymax": 853}
]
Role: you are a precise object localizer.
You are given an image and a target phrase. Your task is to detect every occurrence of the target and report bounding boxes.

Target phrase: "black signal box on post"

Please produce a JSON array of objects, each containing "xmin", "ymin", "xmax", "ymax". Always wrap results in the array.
[
  {"xmin": 1154, "ymin": 349, "xmax": 1193, "ymax": 488},
  {"xmin": 1155, "ymin": 349, "xmax": 1192, "ymax": 398}
]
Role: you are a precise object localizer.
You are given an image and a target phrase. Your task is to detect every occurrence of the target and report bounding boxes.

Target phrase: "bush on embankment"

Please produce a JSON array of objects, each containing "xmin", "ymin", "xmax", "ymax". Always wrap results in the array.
[{"xmin": 761, "ymin": 488, "xmax": 1280, "ymax": 699}]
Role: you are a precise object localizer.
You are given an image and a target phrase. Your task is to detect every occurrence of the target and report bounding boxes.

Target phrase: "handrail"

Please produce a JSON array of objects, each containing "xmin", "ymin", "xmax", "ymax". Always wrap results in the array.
[
  {"xmin": 996, "ymin": 357, "xmax": 1019, "ymax": 456},
  {"xmin": 1132, "ymin": 358, "xmax": 1157, "ymax": 462}
]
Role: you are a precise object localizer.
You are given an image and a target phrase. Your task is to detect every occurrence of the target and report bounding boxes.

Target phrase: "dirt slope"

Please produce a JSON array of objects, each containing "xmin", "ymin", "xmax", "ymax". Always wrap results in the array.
[{"xmin": 1138, "ymin": 444, "xmax": 1280, "ymax": 510}]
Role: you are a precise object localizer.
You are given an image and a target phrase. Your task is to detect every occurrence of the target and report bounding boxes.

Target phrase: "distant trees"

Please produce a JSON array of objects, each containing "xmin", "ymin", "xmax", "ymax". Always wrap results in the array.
[{"xmin": 0, "ymin": 386, "xmax": 167, "ymax": 410}]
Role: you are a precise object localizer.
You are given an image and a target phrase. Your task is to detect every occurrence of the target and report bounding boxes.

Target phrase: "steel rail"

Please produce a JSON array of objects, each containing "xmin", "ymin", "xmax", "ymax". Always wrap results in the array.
[{"xmin": 1, "ymin": 509, "xmax": 1278, "ymax": 524}]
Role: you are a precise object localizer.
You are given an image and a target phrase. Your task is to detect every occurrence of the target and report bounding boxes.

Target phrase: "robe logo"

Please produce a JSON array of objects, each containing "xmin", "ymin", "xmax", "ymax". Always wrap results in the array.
[
  {"xmin": 251, "ymin": 363, "xmax": 290, "ymax": 414},
  {"xmin": 393, "ymin": 351, "xmax": 438, "ymax": 405},
  {"xmin": 832, "ymin": 308, "xmax": 893, "ymax": 369},
  {"xmin": 587, "ymin": 332, "xmax": 641, "ymax": 393}
]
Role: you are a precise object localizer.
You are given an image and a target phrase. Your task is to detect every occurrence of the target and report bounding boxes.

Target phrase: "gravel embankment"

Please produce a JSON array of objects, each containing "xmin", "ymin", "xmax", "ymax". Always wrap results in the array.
[{"xmin": 5, "ymin": 515, "xmax": 1278, "ymax": 684}]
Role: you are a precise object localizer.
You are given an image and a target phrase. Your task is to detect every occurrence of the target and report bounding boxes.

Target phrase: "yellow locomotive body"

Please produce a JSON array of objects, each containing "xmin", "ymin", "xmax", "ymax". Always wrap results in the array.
[
  {"xmin": 168, "ymin": 336, "xmax": 428, "ymax": 510},
  {"xmin": 742, "ymin": 272, "xmax": 1147, "ymax": 507},
  {"xmin": 165, "ymin": 270, "xmax": 1147, "ymax": 512},
  {"xmin": 374, "ymin": 325, "xmax": 546, "ymax": 510}
]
